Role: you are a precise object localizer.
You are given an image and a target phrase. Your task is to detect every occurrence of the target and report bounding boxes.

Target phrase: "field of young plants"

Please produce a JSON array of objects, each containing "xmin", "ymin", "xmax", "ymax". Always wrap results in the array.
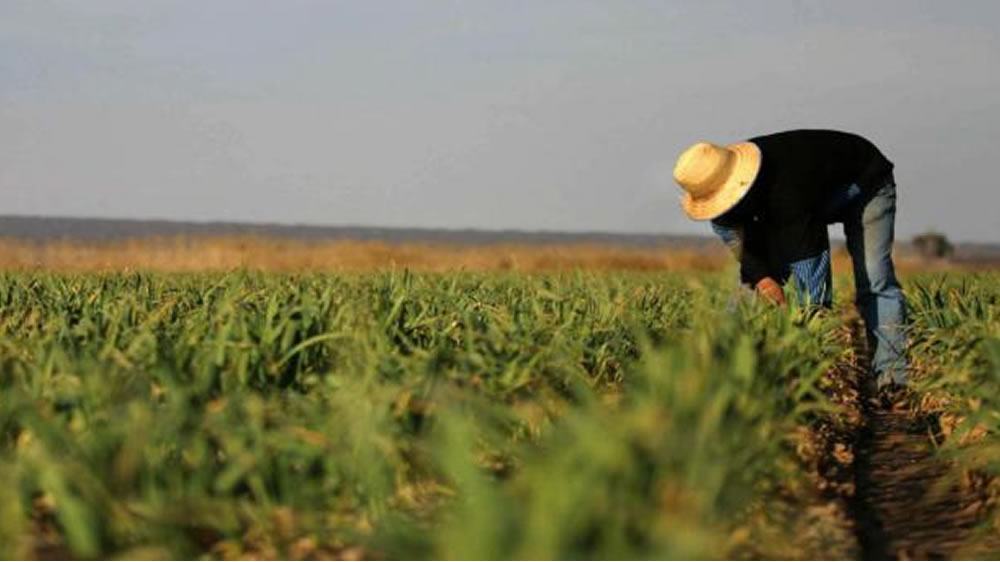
[{"xmin": 0, "ymin": 270, "xmax": 997, "ymax": 559}]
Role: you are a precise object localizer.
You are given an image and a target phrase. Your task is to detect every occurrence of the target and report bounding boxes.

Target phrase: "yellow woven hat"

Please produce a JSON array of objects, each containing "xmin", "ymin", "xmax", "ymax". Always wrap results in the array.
[{"xmin": 673, "ymin": 141, "xmax": 761, "ymax": 220}]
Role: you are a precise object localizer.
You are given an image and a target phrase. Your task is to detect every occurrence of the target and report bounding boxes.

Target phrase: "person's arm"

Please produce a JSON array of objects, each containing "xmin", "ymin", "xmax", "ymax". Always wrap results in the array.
[
  {"xmin": 711, "ymin": 220, "xmax": 783, "ymax": 304},
  {"xmin": 710, "ymin": 220, "xmax": 743, "ymax": 259}
]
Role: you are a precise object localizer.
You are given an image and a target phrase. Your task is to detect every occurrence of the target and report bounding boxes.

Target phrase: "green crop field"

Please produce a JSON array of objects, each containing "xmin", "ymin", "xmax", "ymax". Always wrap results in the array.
[{"xmin": 0, "ymin": 270, "xmax": 997, "ymax": 559}]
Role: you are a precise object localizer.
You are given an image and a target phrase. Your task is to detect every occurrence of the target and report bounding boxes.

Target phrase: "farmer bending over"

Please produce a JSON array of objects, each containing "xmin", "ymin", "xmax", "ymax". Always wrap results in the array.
[{"xmin": 672, "ymin": 130, "xmax": 907, "ymax": 398}]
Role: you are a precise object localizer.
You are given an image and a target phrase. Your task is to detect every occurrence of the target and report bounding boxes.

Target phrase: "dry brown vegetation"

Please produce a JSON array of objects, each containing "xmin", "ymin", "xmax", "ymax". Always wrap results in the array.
[
  {"xmin": 0, "ymin": 236, "xmax": 972, "ymax": 273},
  {"xmin": 0, "ymin": 237, "xmax": 729, "ymax": 272}
]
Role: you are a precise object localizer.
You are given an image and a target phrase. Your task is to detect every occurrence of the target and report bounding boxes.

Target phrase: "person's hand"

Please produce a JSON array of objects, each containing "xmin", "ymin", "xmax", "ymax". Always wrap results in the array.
[{"xmin": 755, "ymin": 277, "xmax": 785, "ymax": 305}]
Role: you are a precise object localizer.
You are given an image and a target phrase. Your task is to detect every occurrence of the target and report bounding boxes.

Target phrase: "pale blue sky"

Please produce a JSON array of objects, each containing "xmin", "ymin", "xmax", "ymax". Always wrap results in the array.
[{"xmin": 2, "ymin": 1, "xmax": 998, "ymax": 241}]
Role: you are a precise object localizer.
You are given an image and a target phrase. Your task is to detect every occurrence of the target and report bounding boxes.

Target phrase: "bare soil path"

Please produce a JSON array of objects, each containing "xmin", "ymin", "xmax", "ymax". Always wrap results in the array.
[
  {"xmin": 841, "ymin": 319, "xmax": 996, "ymax": 560},
  {"xmin": 850, "ymin": 405, "xmax": 989, "ymax": 559}
]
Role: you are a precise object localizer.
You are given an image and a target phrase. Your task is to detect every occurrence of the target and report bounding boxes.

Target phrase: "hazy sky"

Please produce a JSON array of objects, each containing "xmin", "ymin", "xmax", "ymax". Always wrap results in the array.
[{"xmin": 2, "ymin": 1, "xmax": 999, "ymax": 242}]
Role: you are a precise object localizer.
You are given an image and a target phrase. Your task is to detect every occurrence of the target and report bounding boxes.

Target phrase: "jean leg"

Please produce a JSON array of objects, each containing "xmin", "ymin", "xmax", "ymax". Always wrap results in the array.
[{"xmin": 843, "ymin": 180, "xmax": 908, "ymax": 387}]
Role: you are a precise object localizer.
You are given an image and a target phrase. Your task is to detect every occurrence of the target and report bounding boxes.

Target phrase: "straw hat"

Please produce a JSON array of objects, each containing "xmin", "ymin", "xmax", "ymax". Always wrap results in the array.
[{"xmin": 673, "ymin": 141, "xmax": 761, "ymax": 220}]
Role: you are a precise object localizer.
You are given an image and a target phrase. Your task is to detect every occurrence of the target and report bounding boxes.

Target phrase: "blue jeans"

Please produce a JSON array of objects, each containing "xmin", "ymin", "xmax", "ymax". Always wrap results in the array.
[{"xmin": 827, "ymin": 178, "xmax": 908, "ymax": 387}]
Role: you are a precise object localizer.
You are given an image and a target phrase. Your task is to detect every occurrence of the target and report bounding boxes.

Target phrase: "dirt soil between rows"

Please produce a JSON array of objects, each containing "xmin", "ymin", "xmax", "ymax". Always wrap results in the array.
[
  {"xmin": 850, "ymin": 404, "xmax": 993, "ymax": 559},
  {"xmin": 838, "ymin": 320, "xmax": 998, "ymax": 560}
]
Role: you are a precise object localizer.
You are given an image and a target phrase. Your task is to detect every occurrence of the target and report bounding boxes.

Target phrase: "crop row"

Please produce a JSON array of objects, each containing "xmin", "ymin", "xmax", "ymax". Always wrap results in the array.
[
  {"xmin": 0, "ymin": 271, "xmax": 851, "ymax": 558},
  {"xmin": 906, "ymin": 273, "xmax": 1000, "ymax": 520}
]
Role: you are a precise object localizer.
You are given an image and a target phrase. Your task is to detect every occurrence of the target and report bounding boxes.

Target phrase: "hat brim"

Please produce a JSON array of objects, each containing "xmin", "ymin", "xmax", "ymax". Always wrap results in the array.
[{"xmin": 681, "ymin": 142, "xmax": 761, "ymax": 221}]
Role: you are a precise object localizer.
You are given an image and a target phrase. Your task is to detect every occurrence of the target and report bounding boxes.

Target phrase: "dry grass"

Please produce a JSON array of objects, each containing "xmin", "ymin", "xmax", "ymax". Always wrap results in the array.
[
  {"xmin": 0, "ymin": 236, "xmax": 975, "ymax": 274},
  {"xmin": 0, "ymin": 237, "xmax": 729, "ymax": 273}
]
